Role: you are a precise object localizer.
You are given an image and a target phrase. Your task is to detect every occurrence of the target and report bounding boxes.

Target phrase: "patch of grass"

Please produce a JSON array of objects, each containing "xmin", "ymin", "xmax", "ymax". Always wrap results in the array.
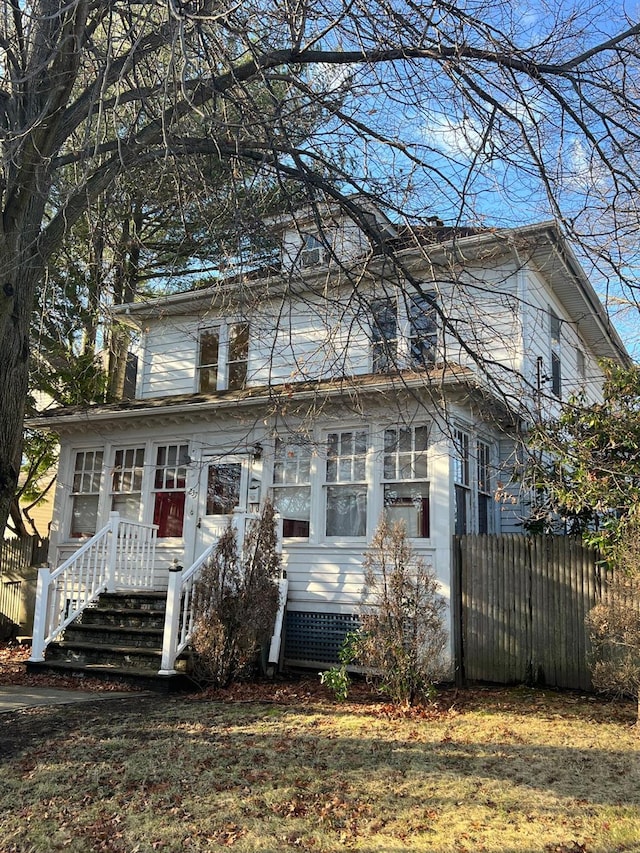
[{"xmin": 1, "ymin": 686, "xmax": 638, "ymax": 852}]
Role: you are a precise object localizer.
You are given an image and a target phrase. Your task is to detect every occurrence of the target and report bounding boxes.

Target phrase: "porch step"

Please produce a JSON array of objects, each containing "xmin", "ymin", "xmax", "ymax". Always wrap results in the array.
[
  {"xmin": 26, "ymin": 590, "xmax": 194, "ymax": 693},
  {"xmin": 44, "ymin": 639, "xmax": 189, "ymax": 671},
  {"xmin": 25, "ymin": 659, "xmax": 192, "ymax": 693}
]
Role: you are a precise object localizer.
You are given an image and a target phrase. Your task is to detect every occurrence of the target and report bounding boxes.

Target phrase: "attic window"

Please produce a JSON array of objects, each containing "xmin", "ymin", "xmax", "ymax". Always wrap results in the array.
[{"xmin": 301, "ymin": 233, "xmax": 325, "ymax": 267}]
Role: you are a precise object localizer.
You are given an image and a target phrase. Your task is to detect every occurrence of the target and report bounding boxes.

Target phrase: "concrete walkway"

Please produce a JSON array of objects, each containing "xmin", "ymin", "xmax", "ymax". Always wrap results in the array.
[{"xmin": 0, "ymin": 685, "xmax": 143, "ymax": 713}]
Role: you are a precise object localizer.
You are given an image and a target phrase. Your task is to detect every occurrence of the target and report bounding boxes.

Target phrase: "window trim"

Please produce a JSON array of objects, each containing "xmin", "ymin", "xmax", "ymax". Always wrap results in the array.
[
  {"xmin": 197, "ymin": 321, "xmax": 249, "ymax": 393},
  {"xmin": 110, "ymin": 446, "xmax": 146, "ymax": 522},
  {"xmin": 324, "ymin": 427, "xmax": 369, "ymax": 539},
  {"xmin": 152, "ymin": 443, "xmax": 190, "ymax": 538},
  {"xmin": 381, "ymin": 424, "xmax": 431, "ymax": 539},
  {"xmin": 69, "ymin": 449, "xmax": 104, "ymax": 538},
  {"xmin": 271, "ymin": 437, "xmax": 313, "ymax": 539},
  {"xmin": 370, "ymin": 288, "xmax": 438, "ymax": 373}
]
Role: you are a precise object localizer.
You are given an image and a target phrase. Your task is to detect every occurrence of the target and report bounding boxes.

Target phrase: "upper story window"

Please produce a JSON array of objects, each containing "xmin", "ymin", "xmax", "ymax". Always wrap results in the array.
[
  {"xmin": 272, "ymin": 438, "xmax": 312, "ymax": 538},
  {"xmin": 70, "ymin": 450, "xmax": 103, "ymax": 537},
  {"xmin": 371, "ymin": 298, "xmax": 398, "ymax": 373},
  {"xmin": 111, "ymin": 447, "xmax": 145, "ymax": 521},
  {"xmin": 198, "ymin": 322, "xmax": 249, "ymax": 393},
  {"xmin": 325, "ymin": 429, "xmax": 368, "ymax": 537},
  {"xmin": 301, "ymin": 233, "xmax": 326, "ymax": 267},
  {"xmin": 371, "ymin": 289, "xmax": 438, "ymax": 373},
  {"xmin": 382, "ymin": 425, "xmax": 430, "ymax": 537},
  {"xmin": 408, "ymin": 292, "xmax": 437, "ymax": 368},
  {"xmin": 152, "ymin": 443, "xmax": 189, "ymax": 537}
]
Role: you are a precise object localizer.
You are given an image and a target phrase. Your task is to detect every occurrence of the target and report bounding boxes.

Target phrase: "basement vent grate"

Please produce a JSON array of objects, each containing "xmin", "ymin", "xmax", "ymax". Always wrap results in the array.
[{"xmin": 284, "ymin": 611, "xmax": 360, "ymax": 664}]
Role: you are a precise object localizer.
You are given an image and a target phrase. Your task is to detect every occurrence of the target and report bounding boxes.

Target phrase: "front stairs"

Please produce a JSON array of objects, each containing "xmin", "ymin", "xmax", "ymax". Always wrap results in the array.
[{"xmin": 26, "ymin": 591, "xmax": 193, "ymax": 692}]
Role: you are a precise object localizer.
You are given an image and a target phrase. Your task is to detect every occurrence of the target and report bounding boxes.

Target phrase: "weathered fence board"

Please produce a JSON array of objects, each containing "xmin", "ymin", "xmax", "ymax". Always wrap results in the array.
[
  {"xmin": 0, "ymin": 537, "xmax": 49, "ymax": 576},
  {"xmin": 455, "ymin": 534, "xmax": 603, "ymax": 691}
]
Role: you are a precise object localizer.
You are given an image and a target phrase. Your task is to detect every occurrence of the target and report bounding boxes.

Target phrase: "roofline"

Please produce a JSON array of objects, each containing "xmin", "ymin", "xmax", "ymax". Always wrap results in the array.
[
  {"xmin": 112, "ymin": 219, "xmax": 631, "ymax": 365},
  {"xmin": 28, "ymin": 367, "xmax": 481, "ymax": 430}
]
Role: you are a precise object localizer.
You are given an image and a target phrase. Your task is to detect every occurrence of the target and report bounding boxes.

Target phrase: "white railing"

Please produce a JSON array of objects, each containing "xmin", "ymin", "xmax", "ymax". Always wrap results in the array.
[
  {"xmin": 159, "ymin": 510, "xmax": 286, "ymax": 676},
  {"xmin": 29, "ymin": 512, "xmax": 158, "ymax": 662}
]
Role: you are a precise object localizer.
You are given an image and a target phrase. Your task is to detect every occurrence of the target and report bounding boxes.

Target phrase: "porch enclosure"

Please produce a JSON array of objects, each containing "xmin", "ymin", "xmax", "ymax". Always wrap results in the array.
[{"xmin": 452, "ymin": 534, "xmax": 606, "ymax": 691}]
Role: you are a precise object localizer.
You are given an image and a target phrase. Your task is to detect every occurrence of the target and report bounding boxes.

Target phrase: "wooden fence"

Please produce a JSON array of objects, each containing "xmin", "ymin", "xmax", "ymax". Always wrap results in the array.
[
  {"xmin": 452, "ymin": 534, "xmax": 606, "ymax": 691},
  {"xmin": 1, "ymin": 536, "xmax": 49, "ymax": 575},
  {"xmin": 0, "ymin": 536, "xmax": 49, "ymax": 638}
]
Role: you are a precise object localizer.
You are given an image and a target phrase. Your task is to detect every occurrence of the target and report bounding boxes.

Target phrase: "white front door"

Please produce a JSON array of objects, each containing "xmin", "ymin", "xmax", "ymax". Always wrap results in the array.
[{"xmin": 195, "ymin": 456, "xmax": 249, "ymax": 557}]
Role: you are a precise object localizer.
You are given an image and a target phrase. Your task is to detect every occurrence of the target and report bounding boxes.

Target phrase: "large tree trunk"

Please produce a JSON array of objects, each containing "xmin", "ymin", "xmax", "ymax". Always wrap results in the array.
[{"xmin": 0, "ymin": 250, "xmax": 41, "ymax": 538}]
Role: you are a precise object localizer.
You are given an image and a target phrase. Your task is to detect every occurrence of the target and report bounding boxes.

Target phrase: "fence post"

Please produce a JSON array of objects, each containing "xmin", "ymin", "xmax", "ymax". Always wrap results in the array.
[
  {"xmin": 105, "ymin": 512, "xmax": 120, "ymax": 593},
  {"xmin": 159, "ymin": 563, "xmax": 183, "ymax": 675},
  {"xmin": 29, "ymin": 567, "xmax": 51, "ymax": 661}
]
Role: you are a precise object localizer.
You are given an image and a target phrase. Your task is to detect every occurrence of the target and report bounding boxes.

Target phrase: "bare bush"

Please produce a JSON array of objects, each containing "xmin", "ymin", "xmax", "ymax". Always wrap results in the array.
[
  {"xmin": 191, "ymin": 502, "xmax": 281, "ymax": 687},
  {"xmin": 587, "ymin": 573, "xmax": 640, "ymax": 721}
]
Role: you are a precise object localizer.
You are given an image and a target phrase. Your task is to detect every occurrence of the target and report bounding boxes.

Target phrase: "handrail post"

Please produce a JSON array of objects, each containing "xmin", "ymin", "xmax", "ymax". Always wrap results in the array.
[
  {"xmin": 29, "ymin": 567, "xmax": 51, "ymax": 661},
  {"xmin": 159, "ymin": 562, "xmax": 183, "ymax": 675},
  {"xmin": 106, "ymin": 512, "xmax": 120, "ymax": 593}
]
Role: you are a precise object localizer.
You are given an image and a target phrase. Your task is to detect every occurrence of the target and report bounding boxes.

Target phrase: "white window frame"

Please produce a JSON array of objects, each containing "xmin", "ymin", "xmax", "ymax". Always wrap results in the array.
[
  {"xmin": 151, "ymin": 443, "xmax": 190, "ymax": 538},
  {"xmin": 69, "ymin": 449, "xmax": 104, "ymax": 538},
  {"xmin": 381, "ymin": 424, "xmax": 431, "ymax": 538},
  {"xmin": 110, "ymin": 446, "xmax": 145, "ymax": 522},
  {"xmin": 324, "ymin": 427, "xmax": 369, "ymax": 539},
  {"xmin": 453, "ymin": 427, "xmax": 471, "ymax": 536},
  {"xmin": 271, "ymin": 437, "xmax": 312, "ymax": 539},
  {"xmin": 197, "ymin": 321, "xmax": 249, "ymax": 393},
  {"xmin": 370, "ymin": 288, "xmax": 438, "ymax": 372}
]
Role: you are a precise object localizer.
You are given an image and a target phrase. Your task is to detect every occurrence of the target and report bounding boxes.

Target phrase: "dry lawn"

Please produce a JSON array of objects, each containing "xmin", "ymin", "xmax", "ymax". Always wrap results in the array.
[{"xmin": 1, "ymin": 676, "xmax": 639, "ymax": 853}]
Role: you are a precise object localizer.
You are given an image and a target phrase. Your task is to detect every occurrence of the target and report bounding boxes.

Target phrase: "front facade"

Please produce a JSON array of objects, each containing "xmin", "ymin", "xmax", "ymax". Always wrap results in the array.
[{"xmin": 33, "ymin": 210, "xmax": 629, "ymax": 668}]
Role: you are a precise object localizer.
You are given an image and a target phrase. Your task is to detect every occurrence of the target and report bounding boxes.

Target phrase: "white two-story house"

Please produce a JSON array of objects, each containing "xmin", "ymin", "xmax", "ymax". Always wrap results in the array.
[{"xmin": 29, "ymin": 203, "xmax": 630, "ymax": 675}]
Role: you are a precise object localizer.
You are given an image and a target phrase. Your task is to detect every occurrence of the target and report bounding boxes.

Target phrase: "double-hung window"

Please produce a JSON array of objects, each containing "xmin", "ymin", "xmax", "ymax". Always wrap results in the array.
[
  {"xmin": 453, "ymin": 428, "xmax": 471, "ymax": 535},
  {"xmin": 325, "ymin": 429, "xmax": 368, "ymax": 537},
  {"xmin": 152, "ymin": 444, "xmax": 189, "ymax": 537},
  {"xmin": 477, "ymin": 439, "xmax": 493, "ymax": 534},
  {"xmin": 272, "ymin": 438, "xmax": 312, "ymax": 537},
  {"xmin": 111, "ymin": 447, "xmax": 145, "ymax": 521},
  {"xmin": 371, "ymin": 289, "xmax": 438, "ymax": 373},
  {"xmin": 382, "ymin": 425, "xmax": 430, "ymax": 537},
  {"xmin": 408, "ymin": 292, "xmax": 438, "ymax": 368},
  {"xmin": 198, "ymin": 322, "xmax": 249, "ymax": 392},
  {"xmin": 70, "ymin": 450, "xmax": 103, "ymax": 537},
  {"xmin": 371, "ymin": 298, "xmax": 398, "ymax": 372}
]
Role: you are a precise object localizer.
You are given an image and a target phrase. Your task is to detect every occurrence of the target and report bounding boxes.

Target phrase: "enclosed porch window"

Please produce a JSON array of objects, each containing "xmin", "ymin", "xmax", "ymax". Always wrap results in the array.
[
  {"xmin": 152, "ymin": 444, "xmax": 189, "ymax": 537},
  {"xmin": 325, "ymin": 429, "xmax": 368, "ymax": 537},
  {"xmin": 70, "ymin": 450, "xmax": 103, "ymax": 537},
  {"xmin": 111, "ymin": 447, "xmax": 145, "ymax": 521},
  {"xmin": 272, "ymin": 437, "xmax": 312, "ymax": 538},
  {"xmin": 382, "ymin": 425, "xmax": 430, "ymax": 537}
]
